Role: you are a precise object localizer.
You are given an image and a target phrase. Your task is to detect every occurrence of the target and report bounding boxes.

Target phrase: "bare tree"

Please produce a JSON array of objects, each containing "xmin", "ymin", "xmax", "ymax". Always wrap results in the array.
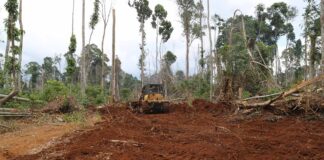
[
  {"xmin": 321, "ymin": 0, "xmax": 324, "ymax": 74},
  {"xmin": 206, "ymin": 0, "xmax": 213, "ymax": 100},
  {"xmin": 72, "ymin": 0, "xmax": 75, "ymax": 34},
  {"xmin": 176, "ymin": 0, "xmax": 198, "ymax": 79},
  {"xmin": 112, "ymin": 9, "xmax": 116, "ymax": 102},
  {"xmin": 100, "ymin": 0, "xmax": 112, "ymax": 91},
  {"xmin": 18, "ymin": 0, "xmax": 23, "ymax": 91},
  {"xmin": 81, "ymin": 0, "xmax": 86, "ymax": 97}
]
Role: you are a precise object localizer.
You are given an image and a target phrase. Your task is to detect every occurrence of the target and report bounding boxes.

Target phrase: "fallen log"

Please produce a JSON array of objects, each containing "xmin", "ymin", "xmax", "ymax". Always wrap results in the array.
[
  {"xmin": 0, "ymin": 108, "xmax": 18, "ymax": 112},
  {"xmin": 239, "ymin": 75, "xmax": 324, "ymax": 108},
  {"xmin": 0, "ymin": 90, "xmax": 19, "ymax": 106},
  {"xmin": 242, "ymin": 92, "xmax": 281, "ymax": 101},
  {"xmin": 0, "ymin": 112, "xmax": 31, "ymax": 115},
  {"xmin": 0, "ymin": 94, "xmax": 31, "ymax": 102}
]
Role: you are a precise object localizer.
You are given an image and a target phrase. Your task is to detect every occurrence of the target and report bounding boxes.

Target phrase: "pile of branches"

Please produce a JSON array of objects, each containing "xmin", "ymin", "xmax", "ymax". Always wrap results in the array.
[
  {"xmin": 42, "ymin": 96, "xmax": 79, "ymax": 114},
  {"xmin": 236, "ymin": 75, "xmax": 324, "ymax": 115}
]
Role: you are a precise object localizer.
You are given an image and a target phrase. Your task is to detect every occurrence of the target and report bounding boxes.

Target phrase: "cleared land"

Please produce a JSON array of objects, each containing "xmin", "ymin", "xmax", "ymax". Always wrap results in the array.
[{"xmin": 2, "ymin": 99, "xmax": 324, "ymax": 160}]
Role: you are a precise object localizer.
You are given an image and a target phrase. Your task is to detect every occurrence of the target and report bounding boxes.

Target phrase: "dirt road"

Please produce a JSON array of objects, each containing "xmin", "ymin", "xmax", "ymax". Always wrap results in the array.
[{"xmin": 6, "ymin": 100, "xmax": 324, "ymax": 160}]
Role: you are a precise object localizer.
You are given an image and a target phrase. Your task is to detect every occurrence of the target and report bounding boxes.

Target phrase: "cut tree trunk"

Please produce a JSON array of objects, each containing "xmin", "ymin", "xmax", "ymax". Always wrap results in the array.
[
  {"xmin": 0, "ymin": 94, "xmax": 30, "ymax": 102},
  {"xmin": 0, "ymin": 91, "xmax": 19, "ymax": 107},
  {"xmin": 239, "ymin": 75, "xmax": 324, "ymax": 108}
]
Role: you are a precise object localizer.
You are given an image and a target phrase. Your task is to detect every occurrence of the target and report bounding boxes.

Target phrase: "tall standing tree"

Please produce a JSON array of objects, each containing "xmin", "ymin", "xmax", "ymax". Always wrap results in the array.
[
  {"xmin": 42, "ymin": 57, "xmax": 54, "ymax": 82},
  {"xmin": 81, "ymin": 0, "xmax": 86, "ymax": 97},
  {"xmin": 196, "ymin": 0, "xmax": 205, "ymax": 71},
  {"xmin": 17, "ymin": 0, "xmax": 23, "ymax": 90},
  {"xmin": 304, "ymin": 0, "xmax": 320, "ymax": 78},
  {"xmin": 65, "ymin": 0, "xmax": 77, "ymax": 85},
  {"xmin": 129, "ymin": 0, "xmax": 152, "ymax": 87},
  {"xmin": 206, "ymin": 0, "xmax": 213, "ymax": 100},
  {"xmin": 320, "ymin": 0, "xmax": 324, "ymax": 74},
  {"xmin": 266, "ymin": 2, "xmax": 297, "ymax": 77},
  {"xmin": 176, "ymin": 0, "xmax": 198, "ymax": 79},
  {"xmin": 64, "ymin": 35, "xmax": 77, "ymax": 84},
  {"xmin": 160, "ymin": 51, "xmax": 176, "ymax": 96},
  {"xmin": 1, "ymin": 0, "xmax": 20, "ymax": 106},
  {"xmin": 112, "ymin": 9, "xmax": 116, "ymax": 102},
  {"xmin": 100, "ymin": 0, "xmax": 112, "ymax": 91},
  {"xmin": 151, "ymin": 4, "xmax": 173, "ymax": 74},
  {"xmin": 25, "ymin": 62, "xmax": 41, "ymax": 89}
]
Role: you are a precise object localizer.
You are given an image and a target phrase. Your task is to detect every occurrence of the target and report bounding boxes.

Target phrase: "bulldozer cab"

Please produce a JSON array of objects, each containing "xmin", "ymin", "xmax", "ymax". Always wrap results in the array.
[
  {"xmin": 140, "ymin": 84, "xmax": 165, "ymax": 101},
  {"xmin": 142, "ymin": 84, "xmax": 164, "ymax": 95}
]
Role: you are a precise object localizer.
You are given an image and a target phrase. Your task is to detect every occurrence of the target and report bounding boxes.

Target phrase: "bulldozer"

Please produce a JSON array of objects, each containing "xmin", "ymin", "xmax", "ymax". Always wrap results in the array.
[{"xmin": 129, "ymin": 83, "xmax": 170, "ymax": 114}]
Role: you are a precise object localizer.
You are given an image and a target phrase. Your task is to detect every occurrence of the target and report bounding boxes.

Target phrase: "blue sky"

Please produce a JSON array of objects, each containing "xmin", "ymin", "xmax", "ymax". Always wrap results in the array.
[{"xmin": 0, "ymin": 0, "xmax": 312, "ymax": 78}]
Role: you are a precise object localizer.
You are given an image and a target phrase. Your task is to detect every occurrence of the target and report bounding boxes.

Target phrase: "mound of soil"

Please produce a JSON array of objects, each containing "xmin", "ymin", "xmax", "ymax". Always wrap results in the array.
[
  {"xmin": 12, "ymin": 99, "xmax": 324, "ymax": 160},
  {"xmin": 192, "ymin": 99, "xmax": 233, "ymax": 114}
]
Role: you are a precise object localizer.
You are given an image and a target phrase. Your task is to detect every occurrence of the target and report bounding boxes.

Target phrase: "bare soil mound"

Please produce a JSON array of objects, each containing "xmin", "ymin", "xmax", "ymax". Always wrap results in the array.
[{"xmin": 12, "ymin": 99, "xmax": 324, "ymax": 160}]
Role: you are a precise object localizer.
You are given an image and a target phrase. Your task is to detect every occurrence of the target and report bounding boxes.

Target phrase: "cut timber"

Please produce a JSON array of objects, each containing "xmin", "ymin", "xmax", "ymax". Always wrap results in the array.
[
  {"xmin": 239, "ymin": 75, "xmax": 324, "ymax": 108},
  {"xmin": 0, "ymin": 94, "xmax": 30, "ymax": 102},
  {"xmin": 0, "ymin": 108, "xmax": 18, "ymax": 112},
  {"xmin": 242, "ymin": 92, "xmax": 281, "ymax": 101},
  {"xmin": 0, "ymin": 90, "xmax": 19, "ymax": 107}
]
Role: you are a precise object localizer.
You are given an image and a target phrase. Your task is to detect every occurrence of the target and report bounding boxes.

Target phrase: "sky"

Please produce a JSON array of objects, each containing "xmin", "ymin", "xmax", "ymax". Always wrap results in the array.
[{"xmin": 0, "ymin": 0, "xmax": 309, "ymax": 78}]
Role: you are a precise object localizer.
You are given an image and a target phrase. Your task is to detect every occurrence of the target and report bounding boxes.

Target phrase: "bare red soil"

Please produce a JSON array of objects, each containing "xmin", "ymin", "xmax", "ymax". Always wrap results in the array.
[{"xmin": 11, "ymin": 100, "xmax": 324, "ymax": 160}]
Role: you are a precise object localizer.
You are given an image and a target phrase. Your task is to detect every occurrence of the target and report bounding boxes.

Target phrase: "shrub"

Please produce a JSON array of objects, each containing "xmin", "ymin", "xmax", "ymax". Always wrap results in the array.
[
  {"xmin": 85, "ymin": 85, "xmax": 105, "ymax": 105},
  {"xmin": 42, "ymin": 80, "xmax": 69, "ymax": 101},
  {"xmin": 120, "ymin": 88, "xmax": 132, "ymax": 102}
]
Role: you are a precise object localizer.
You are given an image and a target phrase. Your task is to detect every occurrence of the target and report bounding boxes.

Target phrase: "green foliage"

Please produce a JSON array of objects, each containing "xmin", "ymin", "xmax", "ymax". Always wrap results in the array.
[
  {"xmin": 176, "ymin": 75, "xmax": 210, "ymax": 99},
  {"xmin": 242, "ymin": 90, "xmax": 251, "ymax": 99},
  {"xmin": 42, "ymin": 57, "xmax": 54, "ymax": 82},
  {"xmin": 2, "ymin": 100, "xmax": 31, "ymax": 110},
  {"xmin": 159, "ymin": 20, "xmax": 173, "ymax": 42},
  {"xmin": 64, "ymin": 34, "xmax": 77, "ymax": 84},
  {"xmin": 43, "ymin": 80, "xmax": 68, "ymax": 101},
  {"xmin": 120, "ymin": 88, "xmax": 132, "ymax": 102},
  {"xmin": 89, "ymin": 0, "xmax": 100, "ymax": 29},
  {"xmin": 163, "ymin": 51, "xmax": 176, "ymax": 66},
  {"xmin": 175, "ymin": 70, "xmax": 185, "ymax": 81},
  {"xmin": 85, "ymin": 85, "xmax": 105, "ymax": 105},
  {"xmin": 152, "ymin": 4, "xmax": 173, "ymax": 42},
  {"xmin": 0, "ymin": 69, "xmax": 5, "ymax": 88},
  {"xmin": 176, "ymin": 0, "xmax": 200, "ymax": 41},
  {"xmin": 128, "ymin": 0, "xmax": 152, "ymax": 23},
  {"xmin": 25, "ymin": 61, "xmax": 41, "ymax": 89}
]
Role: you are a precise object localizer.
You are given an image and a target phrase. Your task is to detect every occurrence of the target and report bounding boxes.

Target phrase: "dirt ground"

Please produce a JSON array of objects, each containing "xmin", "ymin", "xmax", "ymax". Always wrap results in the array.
[{"xmin": 3, "ymin": 99, "xmax": 324, "ymax": 160}]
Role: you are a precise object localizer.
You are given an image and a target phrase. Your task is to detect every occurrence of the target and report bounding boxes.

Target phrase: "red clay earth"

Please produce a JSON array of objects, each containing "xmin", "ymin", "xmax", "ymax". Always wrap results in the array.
[{"xmin": 11, "ymin": 99, "xmax": 324, "ymax": 160}]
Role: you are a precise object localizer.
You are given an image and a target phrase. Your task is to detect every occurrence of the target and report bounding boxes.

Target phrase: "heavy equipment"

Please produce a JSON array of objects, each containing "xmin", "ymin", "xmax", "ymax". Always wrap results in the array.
[{"xmin": 129, "ymin": 83, "xmax": 170, "ymax": 114}]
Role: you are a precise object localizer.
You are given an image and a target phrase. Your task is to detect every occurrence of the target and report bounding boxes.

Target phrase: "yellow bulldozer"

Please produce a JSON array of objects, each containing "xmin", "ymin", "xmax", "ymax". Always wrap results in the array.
[{"xmin": 129, "ymin": 83, "xmax": 170, "ymax": 113}]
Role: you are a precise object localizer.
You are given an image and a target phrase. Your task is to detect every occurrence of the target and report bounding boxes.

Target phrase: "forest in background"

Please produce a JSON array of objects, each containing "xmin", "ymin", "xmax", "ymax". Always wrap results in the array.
[{"xmin": 0, "ymin": 0, "xmax": 324, "ymax": 109}]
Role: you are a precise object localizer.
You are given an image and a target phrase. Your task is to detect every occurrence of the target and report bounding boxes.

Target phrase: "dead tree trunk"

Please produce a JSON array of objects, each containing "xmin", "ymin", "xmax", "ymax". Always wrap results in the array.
[
  {"xmin": 81, "ymin": 0, "xmax": 86, "ymax": 97},
  {"xmin": 100, "ymin": 1, "xmax": 112, "ymax": 91},
  {"xmin": 111, "ymin": 9, "xmax": 116, "ymax": 102},
  {"xmin": 321, "ymin": 0, "xmax": 324, "ymax": 75},
  {"xmin": 207, "ymin": 0, "xmax": 213, "ymax": 100},
  {"xmin": 185, "ymin": 32, "xmax": 190, "ymax": 79},
  {"xmin": 140, "ymin": 20, "xmax": 145, "ymax": 87},
  {"xmin": 239, "ymin": 75, "xmax": 324, "ymax": 108},
  {"xmin": 18, "ymin": 0, "xmax": 23, "ymax": 91}
]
